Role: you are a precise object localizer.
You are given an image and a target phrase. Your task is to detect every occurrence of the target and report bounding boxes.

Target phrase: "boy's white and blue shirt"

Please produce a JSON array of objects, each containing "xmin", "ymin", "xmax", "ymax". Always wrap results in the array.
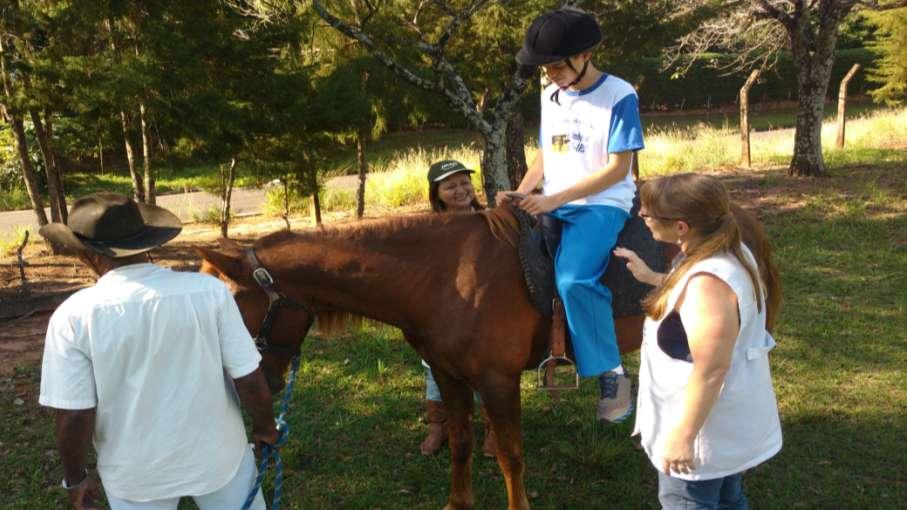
[{"xmin": 540, "ymin": 73, "xmax": 644, "ymax": 212}]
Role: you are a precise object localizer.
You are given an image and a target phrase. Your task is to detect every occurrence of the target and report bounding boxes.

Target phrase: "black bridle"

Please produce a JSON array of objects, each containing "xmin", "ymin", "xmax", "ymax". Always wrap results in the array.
[{"xmin": 245, "ymin": 248, "xmax": 316, "ymax": 357}]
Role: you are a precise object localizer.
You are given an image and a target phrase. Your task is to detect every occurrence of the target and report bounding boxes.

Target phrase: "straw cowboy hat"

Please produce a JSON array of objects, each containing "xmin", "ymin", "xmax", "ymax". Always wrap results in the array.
[{"xmin": 39, "ymin": 192, "xmax": 182, "ymax": 258}]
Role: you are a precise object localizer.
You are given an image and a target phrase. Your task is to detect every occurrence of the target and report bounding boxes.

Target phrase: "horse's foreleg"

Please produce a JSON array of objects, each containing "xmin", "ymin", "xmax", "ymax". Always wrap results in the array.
[
  {"xmin": 479, "ymin": 379, "xmax": 530, "ymax": 510},
  {"xmin": 433, "ymin": 371, "xmax": 475, "ymax": 510}
]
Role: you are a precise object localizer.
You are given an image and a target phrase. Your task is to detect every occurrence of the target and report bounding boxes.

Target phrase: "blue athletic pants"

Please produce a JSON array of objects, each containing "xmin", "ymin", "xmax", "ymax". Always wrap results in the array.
[{"xmin": 547, "ymin": 204, "xmax": 629, "ymax": 377}]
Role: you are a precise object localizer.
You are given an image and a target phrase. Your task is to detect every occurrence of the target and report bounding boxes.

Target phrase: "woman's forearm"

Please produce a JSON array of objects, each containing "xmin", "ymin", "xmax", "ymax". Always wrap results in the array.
[{"xmin": 674, "ymin": 365, "xmax": 728, "ymax": 442}]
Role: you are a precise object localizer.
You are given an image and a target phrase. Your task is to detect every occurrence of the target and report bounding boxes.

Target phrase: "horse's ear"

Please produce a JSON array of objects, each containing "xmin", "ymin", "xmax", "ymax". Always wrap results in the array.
[
  {"xmin": 216, "ymin": 237, "xmax": 244, "ymax": 254},
  {"xmin": 194, "ymin": 245, "xmax": 243, "ymax": 278}
]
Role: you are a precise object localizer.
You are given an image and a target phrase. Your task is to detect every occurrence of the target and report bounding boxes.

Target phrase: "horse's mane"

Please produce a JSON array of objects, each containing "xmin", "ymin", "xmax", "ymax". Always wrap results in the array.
[
  {"xmin": 480, "ymin": 206, "xmax": 520, "ymax": 247},
  {"xmin": 253, "ymin": 206, "xmax": 521, "ymax": 249},
  {"xmin": 251, "ymin": 207, "xmax": 520, "ymax": 336}
]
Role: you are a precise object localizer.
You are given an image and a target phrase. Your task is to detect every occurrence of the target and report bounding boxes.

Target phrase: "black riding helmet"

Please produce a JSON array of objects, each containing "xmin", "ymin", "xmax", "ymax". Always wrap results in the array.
[
  {"xmin": 516, "ymin": 9, "xmax": 602, "ymax": 67},
  {"xmin": 516, "ymin": 9, "xmax": 602, "ymax": 103}
]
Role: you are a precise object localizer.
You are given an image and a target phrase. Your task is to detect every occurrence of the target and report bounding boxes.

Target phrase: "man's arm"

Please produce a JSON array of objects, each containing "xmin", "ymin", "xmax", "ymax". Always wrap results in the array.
[
  {"xmin": 234, "ymin": 368, "xmax": 278, "ymax": 445},
  {"xmin": 55, "ymin": 409, "xmax": 101, "ymax": 509},
  {"xmin": 56, "ymin": 409, "xmax": 95, "ymax": 486}
]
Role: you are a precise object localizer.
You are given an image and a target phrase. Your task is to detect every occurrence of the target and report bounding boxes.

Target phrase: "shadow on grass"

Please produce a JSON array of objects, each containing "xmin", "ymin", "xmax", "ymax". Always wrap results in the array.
[{"xmin": 750, "ymin": 411, "xmax": 907, "ymax": 508}]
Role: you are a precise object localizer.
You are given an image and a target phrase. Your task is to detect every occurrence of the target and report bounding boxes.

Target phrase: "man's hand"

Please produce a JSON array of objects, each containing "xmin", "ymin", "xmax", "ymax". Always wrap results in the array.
[
  {"xmin": 66, "ymin": 475, "xmax": 101, "ymax": 510},
  {"xmin": 253, "ymin": 424, "xmax": 280, "ymax": 449}
]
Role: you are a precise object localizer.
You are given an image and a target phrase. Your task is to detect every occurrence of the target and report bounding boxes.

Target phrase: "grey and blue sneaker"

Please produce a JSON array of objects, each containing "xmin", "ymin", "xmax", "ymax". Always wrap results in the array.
[{"xmin": 597, "ymin": 371, "xmax": 633, "ymax": 423}]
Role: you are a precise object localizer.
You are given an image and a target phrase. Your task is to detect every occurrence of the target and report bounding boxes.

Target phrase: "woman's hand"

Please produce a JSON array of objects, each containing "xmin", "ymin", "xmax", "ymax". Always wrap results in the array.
[
  {"xmin": 661, "ymin": 428, "xmax": 695, "ymax": 475},
  {"xmin": 613, "ymin": 247, "xmax": 665, "ymax": 286}
]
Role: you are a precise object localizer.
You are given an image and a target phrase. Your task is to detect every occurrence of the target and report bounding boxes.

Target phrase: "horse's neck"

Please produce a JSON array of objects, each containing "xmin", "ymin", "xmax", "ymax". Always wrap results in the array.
[{"xmin": 260, "ymin": 220, "xmax": 464, "ymax": 329}]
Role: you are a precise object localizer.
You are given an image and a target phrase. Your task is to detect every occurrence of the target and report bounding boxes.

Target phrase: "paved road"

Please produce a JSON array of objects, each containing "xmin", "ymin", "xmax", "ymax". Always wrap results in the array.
[
  {"xmin": 0, "ymin": 176, "xmax": 361, "ymax": 237},
  {"xmin": 0, "ymin": 188, "xmax": 266, "ymax": 237}
]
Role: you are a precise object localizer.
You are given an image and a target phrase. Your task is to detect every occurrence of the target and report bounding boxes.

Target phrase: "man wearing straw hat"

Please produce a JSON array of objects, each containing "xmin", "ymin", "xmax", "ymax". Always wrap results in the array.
[{"xmin": 38, "ymin": 192, "xmax": 275, "ymax": 510}]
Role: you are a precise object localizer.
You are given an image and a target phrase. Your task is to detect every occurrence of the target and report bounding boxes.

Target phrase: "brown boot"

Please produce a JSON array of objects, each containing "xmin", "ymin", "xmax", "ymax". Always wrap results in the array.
[
  {"xmin": 479, "ymin": 406, "xmax": 499, "ymax": 458},
  {"xmin": 420, "ymin": 400, "xmax": 447, "ymax": 455}
]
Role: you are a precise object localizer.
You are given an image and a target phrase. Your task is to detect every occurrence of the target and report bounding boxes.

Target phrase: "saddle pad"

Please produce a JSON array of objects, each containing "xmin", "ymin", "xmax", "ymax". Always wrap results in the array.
[{"xmin": 515, "ymin": 196, "xmax": 667, "ymax": 318}]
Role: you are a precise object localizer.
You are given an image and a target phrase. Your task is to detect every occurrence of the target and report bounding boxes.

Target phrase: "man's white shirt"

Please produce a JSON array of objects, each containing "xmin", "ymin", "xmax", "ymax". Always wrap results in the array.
[{"xmin": 39, "ymin": 263, "xmax": 261, "ymax": 501}]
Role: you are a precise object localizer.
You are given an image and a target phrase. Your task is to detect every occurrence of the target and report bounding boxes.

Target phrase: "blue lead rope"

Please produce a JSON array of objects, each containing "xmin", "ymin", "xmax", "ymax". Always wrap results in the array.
[{"xmin": 241, "ymin": 354, "xmax": 302, "ymax": 510}]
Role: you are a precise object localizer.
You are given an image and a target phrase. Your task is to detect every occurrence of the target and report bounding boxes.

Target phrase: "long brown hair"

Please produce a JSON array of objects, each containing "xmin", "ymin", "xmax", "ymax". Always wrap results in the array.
[{"xmin": 640, "ymin": 173, "xmax": 769, "ymax": 323}]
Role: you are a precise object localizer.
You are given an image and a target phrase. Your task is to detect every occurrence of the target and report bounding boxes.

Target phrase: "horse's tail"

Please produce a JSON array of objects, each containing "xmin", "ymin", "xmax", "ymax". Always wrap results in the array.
[
  {"xmin": 732, "ymin": 203, "xmax": 782, "ymax": 332},
  {"xmin": 480, "ymin": 206, "xmax": 520, "ymax": 247}
]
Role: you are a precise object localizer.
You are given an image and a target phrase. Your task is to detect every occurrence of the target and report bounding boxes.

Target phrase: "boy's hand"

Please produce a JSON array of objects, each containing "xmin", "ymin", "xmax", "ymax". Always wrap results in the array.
[
  {"xmin": 496, "ymin": 191, "xmax": 526, "ymax": 204},
  {"xmin": 515, "ymin": 194, "xmax": 558, "ymax": 215}
]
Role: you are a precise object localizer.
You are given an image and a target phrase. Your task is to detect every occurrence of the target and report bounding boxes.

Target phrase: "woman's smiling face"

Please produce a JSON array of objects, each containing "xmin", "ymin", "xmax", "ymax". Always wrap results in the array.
[{"xmin": 437, "ymin": 172, "xmax": 476, "ymax": 212}]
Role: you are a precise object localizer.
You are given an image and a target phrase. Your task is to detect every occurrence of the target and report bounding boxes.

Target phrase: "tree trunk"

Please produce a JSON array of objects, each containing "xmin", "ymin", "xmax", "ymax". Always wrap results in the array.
[
  {"xmin": 356, "ymin": 127, "xmax": 368, "ymax": 219},
  {"xmin": 120, "ymin": 110, "xmax": 145, "ymax": 201},
  {"xmin": 98, "ymin": 131, "xmax": 105, "ymax": 175},
  {"xmin": 836, "ymin": 63, "xmax": 860, "ymax": 149},
  {"xmin": 42, "ymin": 110, "xmax": 67, "ymax": 223},
  {"xmin": 480, "ymin": 122, "xmax": 510, "ymax": 208},
  {"xmin": 7, "ymin": 112, "xmax": 48, "ymax": 226},
  {"xmin": 739, "ymin": 70, "xmax": 760, "ymax": 169},
  {"xmin": 789, "ymin": 62, "xmax": 834, "ymax": 177},
  {"xmin": 310, "ymin": 169, "xmax": 322, "ymax": 227},
  {"xmin": 506, "ymin": 112, "xmax": 527, "ymax": 190},
  {"xmin": 139, "ymin": 102, "xmax": 155, "ymax": 204},
  {"xmin": 30, "ymin": 109, "xmax": 67, "ymax": 223},
  {"xmin": 220, "ymin": 158, "xmax": 237, "ymax": 238},
  {"xmin": 281, "ymin": 178, "xmax": 291, "ymax": 231},
  {"xmin": 0, "ymin": 33, "xmax": 47, "ymax": 227},
  {"xmin": 786, "ymin": 8, "xmax": 841, "ymax": 177}
]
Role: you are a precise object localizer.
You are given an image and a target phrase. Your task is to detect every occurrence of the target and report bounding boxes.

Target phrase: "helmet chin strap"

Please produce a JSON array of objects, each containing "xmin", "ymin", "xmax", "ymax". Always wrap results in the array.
[{"xmin": 549, "ymin": 57, "xmax": 590, "ymax": 105}]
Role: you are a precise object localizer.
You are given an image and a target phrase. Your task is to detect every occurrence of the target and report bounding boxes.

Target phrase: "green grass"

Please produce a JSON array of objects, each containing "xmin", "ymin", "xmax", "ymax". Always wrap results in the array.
[
  {"xmin": 640, "ymin": 106, "xmax": 907, "ymax": 175},
  {"xmin": 3, "ymin": 160, "xmax": 905, "ymax": 508},
  {"xmin": 0, "ymin": 225, "xmax": 33, "ymax": 256}
]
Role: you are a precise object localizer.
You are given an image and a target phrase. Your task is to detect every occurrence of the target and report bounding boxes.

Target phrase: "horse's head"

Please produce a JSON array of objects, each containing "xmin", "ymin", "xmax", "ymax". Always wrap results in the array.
[{"xmin": 194, "ymin": 238, "xmax": 312, "ymax": 395}]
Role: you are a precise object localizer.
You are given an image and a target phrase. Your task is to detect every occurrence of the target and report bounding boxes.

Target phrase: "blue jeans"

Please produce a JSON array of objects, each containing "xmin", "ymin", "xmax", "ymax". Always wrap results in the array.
[
  {"xmin": 658, "ymin": 472, "xmax": 748, "ymax": 510},
  {"xmin": 423, "ymin": 360, "xmax": 481, "ymax": 404}
]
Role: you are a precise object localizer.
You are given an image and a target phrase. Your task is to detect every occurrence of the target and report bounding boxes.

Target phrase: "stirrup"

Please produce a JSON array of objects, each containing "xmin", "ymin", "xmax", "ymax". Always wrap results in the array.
[{"xmin": 536, "ymin": 354, "xmax": 579, "ymax": 391}]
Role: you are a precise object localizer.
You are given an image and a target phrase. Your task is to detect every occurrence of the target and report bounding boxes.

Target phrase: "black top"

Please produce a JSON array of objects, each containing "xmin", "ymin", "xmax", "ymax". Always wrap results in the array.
[{"xmin": 657, "ymin": 310, "xmax": 692, "ymax": 362}]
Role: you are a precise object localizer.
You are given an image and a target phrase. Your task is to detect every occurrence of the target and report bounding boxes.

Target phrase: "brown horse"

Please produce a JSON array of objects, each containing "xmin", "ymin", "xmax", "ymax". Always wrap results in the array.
[{"xmin": 195, "ymin": 204, "xmax": 778, "ymax": 510}]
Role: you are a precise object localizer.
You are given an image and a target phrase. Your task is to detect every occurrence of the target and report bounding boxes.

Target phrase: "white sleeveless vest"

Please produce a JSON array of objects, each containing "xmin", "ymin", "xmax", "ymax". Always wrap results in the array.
[{"xmin": 632, "ymin": 245, "xmax": 782, "ymax": 480}]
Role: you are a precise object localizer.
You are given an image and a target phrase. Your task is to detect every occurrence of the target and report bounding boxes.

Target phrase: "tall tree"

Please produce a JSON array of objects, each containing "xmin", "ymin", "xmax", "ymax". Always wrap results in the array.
[
  {"xmin": 866, "ymin": 7, "xmax": 907, "ymax": 105},
  {"xmin": 310, "ymin": 0, "xmax": 540, "ymax": 205},
  {"xmin": 0, "ymin": 13, "xmax": 47, "ymax": 226},
  {"xmin": 668, "ymin": 0, "xmax": 907, "ymax": 177}
]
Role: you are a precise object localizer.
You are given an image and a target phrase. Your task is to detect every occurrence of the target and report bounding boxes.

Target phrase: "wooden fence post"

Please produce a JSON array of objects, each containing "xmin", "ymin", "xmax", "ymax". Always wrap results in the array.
[
  {"xmin": 836, "ymin": 63, "xmax": 861, "ymax": 149},
  {"xmin": 17, "ymin": 230, "xmax": 29, "ymax": 295},
  {"xmin": 739, "ymin": 69, "xmax": 760, "ymax": 168}
]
